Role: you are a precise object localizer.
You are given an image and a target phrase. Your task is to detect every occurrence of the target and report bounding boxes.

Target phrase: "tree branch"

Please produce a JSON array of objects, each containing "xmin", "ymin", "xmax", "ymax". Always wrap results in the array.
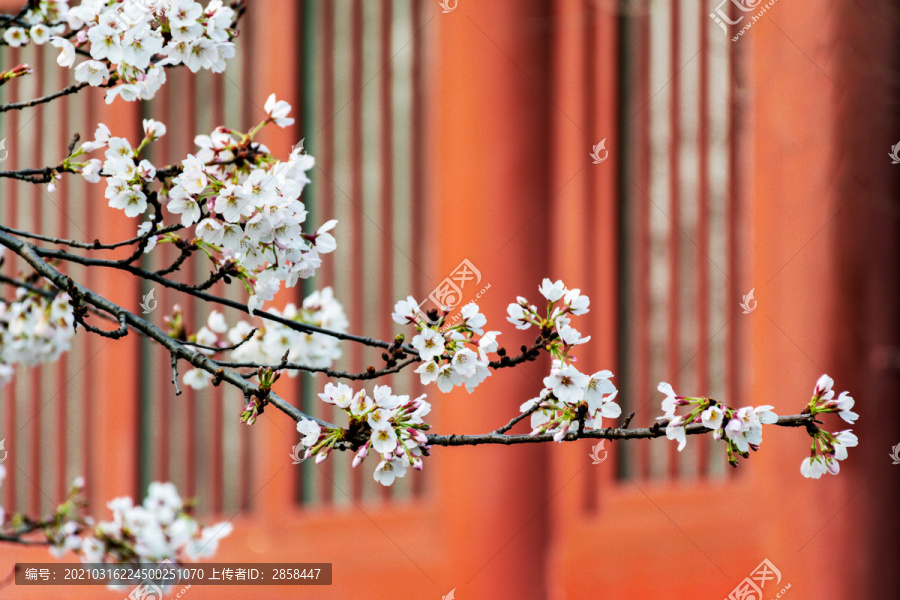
[
  {"xmin": 425, "ymin": 414, "xmax": 817, "ymax": 447},
  {"xmin": 31, "ymin": 245, "xmax": 413, "ymax": 353},
  {"xmin": 0, "ymin": 229, "xmax": 338, "ymax": 430}
]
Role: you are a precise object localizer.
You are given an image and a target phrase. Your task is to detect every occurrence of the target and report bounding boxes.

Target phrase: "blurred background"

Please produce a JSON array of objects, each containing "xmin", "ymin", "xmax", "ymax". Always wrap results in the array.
[{"xmin": 1, "ymin": 0, "xmax": 899, "ymax": 598}]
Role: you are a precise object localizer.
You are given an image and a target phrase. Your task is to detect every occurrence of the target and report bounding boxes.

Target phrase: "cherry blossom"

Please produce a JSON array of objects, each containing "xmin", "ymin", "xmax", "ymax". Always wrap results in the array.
[
  {"xmin": 294, "ymin": 384, "xmax": 431, "ymax": 487},
  {"xmin": 797, "ymin": 375, "xmax": 858, "ymax": 478},
  {"xmin": 49, "ymin": 36, "xmax": 76, "ymax": 67},
  {"xmin": 3, "ymin": 476, "xmax": 232, "ymax": 581},
  {"xmin": 2, "ymin": 1, "xmax": 237, "ymax": 104},
  {"xmin": 656, "ymin": 383, "xmax": 777, "ymax": 461},
  {"xmin": 0, "ymin": 281, "xmax": 75, "ymax": 386},
  {"xmin": 264, "ymin": 93, "xmax": 295, "ymax": 128},
  {"xmin": 176, "ymin": 288, "xmax": 347, "ymax": 392},
  {"xmin": 392, "ymin": 295, "xmax": 421, "ymax": 325}
]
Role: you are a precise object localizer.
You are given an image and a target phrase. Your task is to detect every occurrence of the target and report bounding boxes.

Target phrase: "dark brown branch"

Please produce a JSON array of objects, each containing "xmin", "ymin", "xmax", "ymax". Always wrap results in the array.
[
  {"xmin": 0, "ymin": 82, "xmax": 89, "ymax": 113},
  {"xmin": 221, "ymin": 355, "xmax": 420, "ymax": 381},
  {"xmin": 75, "ymin": 310, "xmax": 128, "ymax": 339},
  {"xmin": 493, "ymin": 401, "xmax": 542, "ymax": 434},
  {"xmin": 0, "ymin": 230, "xmax": 337, "ymax": 430},
  {"xmin": 181, "ymin": 328, "xmax": 258, "ymax": 353},
  {"xmin": 0, "ymin": 222, "xmax": 183, "ymax": 250},
  {"xmin": 0, "ymin": 272, "xmax": 57, "ymax": 299},
  {"xmin": 32, "ymin": 245, "xmax": 413, "ymax": 353},
  {"xmin": 425, "ymin": 414, "xmax": 817, "ymax": 447}
]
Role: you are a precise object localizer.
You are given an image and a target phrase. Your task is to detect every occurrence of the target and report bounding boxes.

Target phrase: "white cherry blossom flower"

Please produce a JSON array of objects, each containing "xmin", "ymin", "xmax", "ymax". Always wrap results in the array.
[
  {"xmin": 415, "ymin": 360, "xmax": 440, "ymax": 385},
  {"xmin": 371, "ymin": 426, "xmax": 398, "ymax": 455},
  {"xmin": 392, "ymin": 296, "xmax": 420, "ymax": 325},
  {"xmin": 109, "ymin": 188, "xmax": 148, "ymax": 217},
  {"xmin": 74, "ymin": 60, "xmax": 110, "ymax": 86},
  {"xmin": 701, "ymin": 404, "xmax": 725, "ymax": 430},
  {"xmin": 506, "ymin": 300, "xmax": 532, "ymax": 329},
  {"xmin": 543, "ymin": 365, "xmax": 589, "ymax": 405},
  {"xmin": 835, "ymin": 391, "xmax": 858, "ymax": 424},
  {"xmin": 800, "ymin": 456, "xmax": 827, "ymax": 479},
  {"xmin": 666, "ymin": 416, "xmax": 687, "ymax": 452},
  {"xmin": 49, "ymin": 37, "xmax": 76, "ymax": 67},
  {"xmin": 538, "ymin": 278, "xmax": 566, "ymax": 302},
  {"xmin": 264, "ymin": 93, "xmax": 295, "ymax": 127},
  {"xmin": 143, "ymin": 119, "xmax": 167, "ymax": 140},
  {"xmin": 412, "ymin": 328, "xmax": 445, "ymax": 362},
  {"xmin": 373, "ymin": 457, "xmax": 407, "ymax": 486},
  {"xmin": 557, "ymin": 322, "xmax": 590, "ymax": 346},
  {"xmin": 296, "ymin": 419, "xmax": 322, "ymax": 447},
  {"xmin": 564, "ymin": 288, "xmax": 590, "ymax": 315},
  {"xmin": 183, "ymin": 368, "xmax": 210, "ymax": 390},
  {"xmin": 29, "ymin": 24, "xmax": 51, "ymax": 45},
  {"xmin": 3, "ymin": 27, "xmax": 27, "ymax": 47}
]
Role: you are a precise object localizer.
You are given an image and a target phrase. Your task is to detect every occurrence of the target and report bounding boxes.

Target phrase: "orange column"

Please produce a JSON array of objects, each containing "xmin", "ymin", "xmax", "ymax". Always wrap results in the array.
[
  {"xmin": 87, "ymin": 90, "xmax": 143, "ymax": 508},
  {"xmin": 749, "ymin": 2, "xmax": 849, "ymax": 598},
  {"xmin": 432, "ymin": 1, "xmax": 553, "ymax": 597}
]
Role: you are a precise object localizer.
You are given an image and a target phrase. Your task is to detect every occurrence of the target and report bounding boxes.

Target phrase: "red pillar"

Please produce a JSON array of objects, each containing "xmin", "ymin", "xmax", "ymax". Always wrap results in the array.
[{"xmin": 432, "ymin": 1, "xmax": 553, "ymax": 597}]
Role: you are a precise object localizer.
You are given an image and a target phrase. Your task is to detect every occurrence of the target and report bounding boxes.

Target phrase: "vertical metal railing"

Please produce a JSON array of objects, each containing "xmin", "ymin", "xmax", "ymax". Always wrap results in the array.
[
  {"xmin": 136, "ymin": 8, "xmax": 257, "ymax": 516},
  {"xmin": 297, "ymin": 0, "xmax": 427, "ymax": 508},
  {"xmin": 617, "ymin": 0, "xmax": 743, "ymax": 483},
  {"xmin": 1, "ymin": 43, "xmax": 110, "ymax": 515}
]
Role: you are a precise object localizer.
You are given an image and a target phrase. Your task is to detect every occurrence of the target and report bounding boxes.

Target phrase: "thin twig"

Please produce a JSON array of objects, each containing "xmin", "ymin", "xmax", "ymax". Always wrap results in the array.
[
  {"xmin": 171, "ymin": 354, "xmax": 182, "ymax": 396},
  {"xmin": 0, "ymin": 82, "xmax": 89, "ymax": 113},
  {"xmin": 221, "ymin": 355, "xmax": 420, "ymax": 381},
  {"xmin": 425, "ymin": 414, "xmax": 817, "ymax": 447}
]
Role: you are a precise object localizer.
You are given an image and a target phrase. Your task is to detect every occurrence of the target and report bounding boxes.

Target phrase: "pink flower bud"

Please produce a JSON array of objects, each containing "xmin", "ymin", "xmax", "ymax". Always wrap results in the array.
[{"xmin": 351, "ymin": 445, "xmax": 368, "ymax": 468}]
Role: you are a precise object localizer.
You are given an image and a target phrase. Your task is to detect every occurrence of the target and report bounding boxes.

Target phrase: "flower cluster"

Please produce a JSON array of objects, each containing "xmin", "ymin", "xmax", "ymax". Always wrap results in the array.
[
  {"xmin": 522, "ymin": 362, "xmax": 621, "ymax": 441},
  {"xmin": 295, "ymin": 384, "xmax": 432, "ymax": 486},
  {"xmin": 506, "ymin": 279, "xmax": 591, "ymax": 345},
  {"xmin": 800, "ymin": 374, "xmax": 858, "ymax": 478},
  {"xmin": 63, "ymin": 96, "xmax": 331, "ymax": 314},
  {"xmin": 0, "ymin": 280, "xmax": 75, "ymax": 386},
  {"xmin": 178, "ymin": 287, "xmax": 348, "ymax": 390},
  {"xmin": 3, "ymin": 475, "xmax": 228, "ymax": 596},
  {"xmin": 657, "ymin": 382, "xmax": 778, "ymax": 464},
  {"xmin": 393, "ymin": 296, "xmax": 498, "ymax": 393},
  {"xmin": 0, "ymin": 476, "xmax": 230, "ymax": 575},
  {"xmin": 506, "ymin": 279, "xmax": 620, "ymax": 440},
  {"xmin": 11, "ymin": 0, "xmax": 238, "ymax": 104},
  {"xmin": 1, "ymin": 1, "xmax": 67, "ymax": 48}
]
